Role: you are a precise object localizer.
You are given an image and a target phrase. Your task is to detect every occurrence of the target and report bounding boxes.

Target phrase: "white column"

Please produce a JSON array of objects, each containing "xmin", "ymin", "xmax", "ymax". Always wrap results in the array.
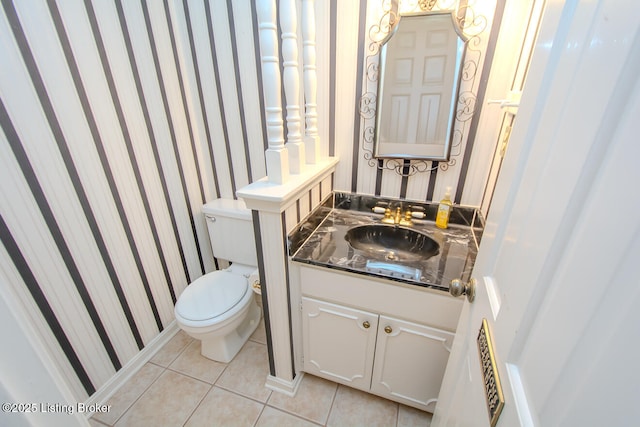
[
  {"xmin": 280, "ymin": 0, "xmax": 305, "ymax": 174},
  {"xmin": 302, "ymin": 0, "xmax": 320, "ymax": 164},
  {"xmin": 257, "ymin": 0, "xmax": 289, "ymax": 184}
]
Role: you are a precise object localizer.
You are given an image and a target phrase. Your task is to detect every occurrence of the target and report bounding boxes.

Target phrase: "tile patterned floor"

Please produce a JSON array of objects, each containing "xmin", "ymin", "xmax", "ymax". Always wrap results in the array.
[{"xmin": 90, "ymin": 318, "xmax": 432, "ymax": 427}]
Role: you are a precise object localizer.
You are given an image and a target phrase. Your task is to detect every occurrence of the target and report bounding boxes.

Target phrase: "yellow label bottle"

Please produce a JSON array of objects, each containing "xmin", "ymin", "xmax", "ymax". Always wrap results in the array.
[{"xmin": 435, "ymin": 187, "xmax": 453, "ymax": 229}]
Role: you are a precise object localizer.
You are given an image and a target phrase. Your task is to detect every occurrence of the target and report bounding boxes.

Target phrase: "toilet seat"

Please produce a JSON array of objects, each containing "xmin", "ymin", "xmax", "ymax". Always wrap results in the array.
[{"xmin": 175, "ymin": 271, "xmax": 248, "ymax": 322}]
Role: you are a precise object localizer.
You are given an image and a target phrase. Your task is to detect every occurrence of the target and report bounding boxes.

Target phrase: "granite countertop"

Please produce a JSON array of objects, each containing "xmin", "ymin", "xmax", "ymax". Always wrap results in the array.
[{"xmin": 289, "ymin": 193, "xmax": 483, "ymax": 293}]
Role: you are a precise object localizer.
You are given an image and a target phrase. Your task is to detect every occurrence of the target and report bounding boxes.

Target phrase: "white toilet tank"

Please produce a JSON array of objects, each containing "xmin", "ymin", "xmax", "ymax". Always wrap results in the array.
[{"xmin": 202, "ymin": 199, "xmax": 257, "ymax": 266}]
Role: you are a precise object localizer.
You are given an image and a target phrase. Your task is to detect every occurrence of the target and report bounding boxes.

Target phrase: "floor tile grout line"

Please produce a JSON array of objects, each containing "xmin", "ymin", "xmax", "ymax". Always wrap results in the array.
[
  {"xmin": 110, "ymin": 365, "xmax": 212, "ymax": 427},
  {"xmin": 165, "ymin": 362, "xmax": 229, "ymax": 386},
  {"xmin": 323, "ymin": 382, "xmax": 341, "ymax": 426},
  {"xmin": 104, "ymin": 335, "xmax": 196, "ymax": 427},
  {"xmin": 213, "ymin": 382, "xmax": 272, "ymax": 406},
  {"xmin": 394, "ymin": 401, "xmax": 400, "ymax": 427},
  {"xmin": 112, "ymin": 336, "xmax": 197, "ymax": 426},
  {"xmin": 207, "ymin": 339, "xmax": 271, "ymax": 403},
  {"xmin": 104, "ymin": 364, "xmax": 169, "ymax": 426},
  {"xmin": 206, "ymin": 366, "xmax": 329, "ymax": 426},
  {"xmin": 256, "ymin": 403, "xmax": 325, "ymax": 427},
  {"xmin": 147, "ymin": 334, "xmax": 193, "ymax": 369},
  {"xmin": 264, "ymin": 401, "xmax": 326, "ymax": 426},
  {"xmin": 180, "ymin": 380, "xmax": 214, "ymax": 427},
  {"xmin": 251, "ymin": 402, "xmax": 267, "ymax": 427},
  {"xmin": 89, "ymin": 417, "xmax": 110, "ymax": 426},
  {"xmin": 209, "ymin": 382, "xmax": 268, "ymax": 405}
]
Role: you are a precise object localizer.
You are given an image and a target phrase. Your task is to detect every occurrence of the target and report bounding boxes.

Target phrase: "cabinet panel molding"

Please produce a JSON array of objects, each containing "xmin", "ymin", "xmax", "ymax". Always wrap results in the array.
[
  {"xmin": 371, "ymin": 316, "xmax": 454, "ymax": 411},
  {"xmin": 301, "ymin": 297, "xmax": 377, "ymax": 389}
]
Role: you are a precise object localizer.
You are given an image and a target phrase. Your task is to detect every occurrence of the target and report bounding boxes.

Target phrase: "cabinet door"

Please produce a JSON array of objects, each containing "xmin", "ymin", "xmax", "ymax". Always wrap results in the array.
[
  {"xmin": 301, "ymin": 297, "xmax": 378, "ymax": 390},
  {"xmin": 371, "ymin": 315, "xmax": 454, "ymax": 412}
]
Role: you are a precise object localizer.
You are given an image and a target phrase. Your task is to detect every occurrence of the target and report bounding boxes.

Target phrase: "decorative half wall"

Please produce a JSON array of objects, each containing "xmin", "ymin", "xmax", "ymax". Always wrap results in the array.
[{"xmin": 238, "ymin": 158, "xmax": 338, "ymax": 394}]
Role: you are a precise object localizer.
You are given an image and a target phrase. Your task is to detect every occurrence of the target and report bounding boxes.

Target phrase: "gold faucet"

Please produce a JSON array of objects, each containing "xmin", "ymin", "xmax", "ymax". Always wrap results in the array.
[{"xmin": 381, "ymin": 206, "xmax": 414, "ymax": 226}]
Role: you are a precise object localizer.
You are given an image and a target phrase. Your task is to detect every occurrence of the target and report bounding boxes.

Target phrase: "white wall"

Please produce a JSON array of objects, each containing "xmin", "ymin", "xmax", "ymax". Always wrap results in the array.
[{"xmin": 0, "ymin": 272, "xmax": 85, "ymax": 427}]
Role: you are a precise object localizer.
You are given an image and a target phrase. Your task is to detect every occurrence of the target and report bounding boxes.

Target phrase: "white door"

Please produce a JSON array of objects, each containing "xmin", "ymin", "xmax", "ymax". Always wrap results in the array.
[{"xmin": 434, "ymin": 1, "xmax": 640, "ymax": 426}]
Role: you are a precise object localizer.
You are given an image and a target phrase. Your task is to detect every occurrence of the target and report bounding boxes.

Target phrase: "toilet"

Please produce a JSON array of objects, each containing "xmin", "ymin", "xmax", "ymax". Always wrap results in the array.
[{"xmin": 174, "ymin": 198, "xmax": 262, "ymax": 363}]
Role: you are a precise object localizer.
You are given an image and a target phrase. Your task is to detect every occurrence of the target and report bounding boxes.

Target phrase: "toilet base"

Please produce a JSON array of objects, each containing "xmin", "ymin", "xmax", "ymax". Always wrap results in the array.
[{"xmin": 200, "ymin": 300, "xmax": 262, "ymax": 363}]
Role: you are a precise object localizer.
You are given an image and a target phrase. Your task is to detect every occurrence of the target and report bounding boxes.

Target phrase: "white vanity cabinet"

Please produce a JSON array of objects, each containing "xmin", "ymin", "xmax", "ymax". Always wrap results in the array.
[
  {"xmin": 298, "ymin": 265, "xmax": 461, "ymax": 412},
  {"xmin": 301, "ymin": 297, "xmax": 378, "ymax": 390},
  {"xmin": 370, "ymin": 315, "xmax": 454, "ymax": 411}
]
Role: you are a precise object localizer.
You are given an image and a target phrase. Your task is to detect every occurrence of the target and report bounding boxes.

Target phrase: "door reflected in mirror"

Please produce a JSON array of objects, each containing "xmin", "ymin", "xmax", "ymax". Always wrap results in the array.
[{"xmin": 374, "ymin": 11, "xmax": 467, "ymax": 161}]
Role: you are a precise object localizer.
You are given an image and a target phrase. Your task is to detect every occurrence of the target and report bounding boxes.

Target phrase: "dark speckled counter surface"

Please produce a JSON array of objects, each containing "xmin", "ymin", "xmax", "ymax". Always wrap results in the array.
[{"xmin": 289, "ymin": 193, "xmax": 484, "ymax": 293}]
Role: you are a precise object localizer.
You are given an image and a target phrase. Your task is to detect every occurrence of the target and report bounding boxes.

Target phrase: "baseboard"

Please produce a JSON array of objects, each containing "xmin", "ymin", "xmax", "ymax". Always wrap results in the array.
[
  {"xmin": 265, "ymin": 371, "xmax": 304, "ymax": 397},
  {"xmin": 82, "ymin": 321, "xmax": 179, "ymax": 418}
]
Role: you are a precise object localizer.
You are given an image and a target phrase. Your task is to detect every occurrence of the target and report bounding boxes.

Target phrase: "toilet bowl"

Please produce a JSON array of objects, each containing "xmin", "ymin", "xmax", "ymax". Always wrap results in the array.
[
  {"xmin": 174, "ymin": 198, "xmax": 262, "ymax": 362},
  {"xmin": 174, "ymin": 264, "xmax": 261, "ymax": 362}
]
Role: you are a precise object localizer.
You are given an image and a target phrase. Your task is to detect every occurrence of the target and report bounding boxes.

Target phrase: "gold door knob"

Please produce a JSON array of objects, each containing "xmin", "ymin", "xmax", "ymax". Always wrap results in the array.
[
  {"xmin": 384, "ymin": 326, "xmax": 393, "ymax": 334},
  {"xmin": 362, "ymin": 321, "xmax": 370, "ymax": 329},
  {"xmin": 449, "ymin": 278, "xmax": 476, "ymax": 303}
]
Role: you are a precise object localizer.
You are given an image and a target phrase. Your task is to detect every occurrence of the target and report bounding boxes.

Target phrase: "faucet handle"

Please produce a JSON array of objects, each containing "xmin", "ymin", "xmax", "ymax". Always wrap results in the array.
[
  {"xmin": 381, "ymin": 208, "xmax": 395, "ymax": 224},
  {"xmin": 371, "ymin": 201, "xmax": 390, "ymax": 214},
  {"xmin": 399, "ymin": 210, "xmax": 414, "ymax": 226},
  {"xmin": 408, "ymin": 205, "xmax": 426, "ymax": 219}
]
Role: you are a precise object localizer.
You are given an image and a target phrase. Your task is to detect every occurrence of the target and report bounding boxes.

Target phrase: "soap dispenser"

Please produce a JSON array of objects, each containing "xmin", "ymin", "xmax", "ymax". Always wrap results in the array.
[{"xmin": 435, "ymin": 187, "xmax": 453, "ymax": 229}]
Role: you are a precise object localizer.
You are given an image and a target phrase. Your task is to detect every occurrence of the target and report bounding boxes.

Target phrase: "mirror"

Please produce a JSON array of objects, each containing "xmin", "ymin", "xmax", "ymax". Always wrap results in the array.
[{"xmin": 374, "ymin": 11, "xmax": 467, "ymax": 161}]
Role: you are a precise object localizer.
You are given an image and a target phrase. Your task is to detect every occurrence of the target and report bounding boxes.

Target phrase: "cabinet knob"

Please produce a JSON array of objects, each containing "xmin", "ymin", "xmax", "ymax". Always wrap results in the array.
[
  {"xmin": 384, "ymin": 326, "xmax": 393, "ymax": 334},
  {"xmin": 362, "ymin": 321, "xmax": 370, "ymax": 329}
]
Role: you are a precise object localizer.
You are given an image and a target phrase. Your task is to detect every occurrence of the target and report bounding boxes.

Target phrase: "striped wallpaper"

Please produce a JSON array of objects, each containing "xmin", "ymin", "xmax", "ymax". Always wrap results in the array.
[
  {"xmin": 0, "ymin": 0, "xmax": 267, "ymax": 400},
  {"xmin": 0, "ymin": 0, "xmax": 500, "ymax": 401}
]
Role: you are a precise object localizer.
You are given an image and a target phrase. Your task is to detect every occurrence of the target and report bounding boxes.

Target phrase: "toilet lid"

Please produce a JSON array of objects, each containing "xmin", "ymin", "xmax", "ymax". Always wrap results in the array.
[{"xmin": 175, "ymin": 271, "xmax": 248, "ymax": 322}]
